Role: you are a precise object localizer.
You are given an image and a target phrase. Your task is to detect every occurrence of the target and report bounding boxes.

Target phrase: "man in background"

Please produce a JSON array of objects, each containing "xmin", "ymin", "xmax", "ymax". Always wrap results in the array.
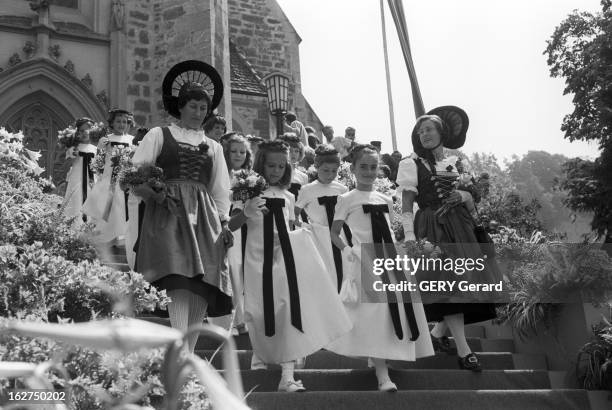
[
  {"xmin": 305, "ymin": 125, "xmax": 320, "ymax": 148},
  {"xmin": 332, "ymin": 126, "xmax": 356, "ymax": 160},
  {"xmin": 321, "ymin": 125, "xmax": 334, "ymax": 144},
  {"xmin": 283, "ymin": 111, "xmax": 307, "ymax": 145}
]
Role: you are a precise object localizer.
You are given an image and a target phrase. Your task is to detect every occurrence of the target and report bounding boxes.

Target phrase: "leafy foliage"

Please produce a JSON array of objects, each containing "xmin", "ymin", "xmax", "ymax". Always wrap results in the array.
[
  {"xmin": 576, "ymin": 316, "xmax": 612, "ymax": 390},
  {"xmin": 544, "ymin": 0, "xmax": 612, "ymax": 238}
]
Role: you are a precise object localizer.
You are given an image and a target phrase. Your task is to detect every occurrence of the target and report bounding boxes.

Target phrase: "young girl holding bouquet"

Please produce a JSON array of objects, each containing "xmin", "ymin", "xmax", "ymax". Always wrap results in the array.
[
  {"xmin": 230, "ymin": 140, "xmax": 351, "ymax": 392},
  {"xmin": 62, "ymin": 117, "xmax": 97, "ymax": 225},
  {"xmin": 294, "ymin": 145, "xmax": 348, "ymax": 291},
  {"xmin": 326, "ymin": 144, "xmax": 433, "ymax": 392},
  {"xmin": 217, "ymin": 134, "xmax": 253, "ymax": 334},
  {"xmin": 83, "ymin": 108, "xmax": 134, "ymax": 245}
]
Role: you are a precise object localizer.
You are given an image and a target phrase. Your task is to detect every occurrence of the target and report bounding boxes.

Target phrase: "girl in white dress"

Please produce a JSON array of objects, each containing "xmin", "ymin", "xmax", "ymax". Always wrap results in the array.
[
  {"xmin": 230, "ymin": 140, "xmax": 351, "ymax": 392},
  {"xmin": 62, "ymin": 117, "xmax": 96, "ymax": 226},
  {"xmin": 222, "ymin": 134, "xmax": 253, "ymax": 334},
  {"xmin": 326, "ymin": 144, "xmax": 434, "ymax": 392},
  {"xmin": 83, "ymin": 109, "xmax": 134, "ymax": 245},
  {"xmin": 278, "ymin": 134, "xmax": 309, "ymax": 224},
  {"xmin": 294, "ymin": 145, "xmax": 348, "ymax": 291}
]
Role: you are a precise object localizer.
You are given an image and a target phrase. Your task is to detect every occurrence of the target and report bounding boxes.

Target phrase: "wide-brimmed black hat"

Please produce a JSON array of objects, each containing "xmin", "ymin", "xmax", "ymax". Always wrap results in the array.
[
  {"xmin": 162, "ymin": 60, "xmax": 223, "ymax": 119},
  {"xmin": 411, "ymin": 106, "xmax": 469, "ymax": 155}
]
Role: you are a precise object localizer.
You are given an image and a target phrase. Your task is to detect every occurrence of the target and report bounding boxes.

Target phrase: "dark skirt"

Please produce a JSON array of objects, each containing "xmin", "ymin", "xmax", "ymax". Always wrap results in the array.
[
  {"xmin": 414, "ymin": 204, "xmax": 499, "ymax": 325},
  {"xmin": 136, "ymin": 180, "xmax": 232, "ymax": 317}
]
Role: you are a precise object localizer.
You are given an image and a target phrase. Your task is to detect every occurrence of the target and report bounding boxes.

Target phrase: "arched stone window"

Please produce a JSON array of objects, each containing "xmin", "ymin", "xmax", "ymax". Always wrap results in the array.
[{"xmin": 0, "ymin": 58, "xmax": 106, "ymax": 187}]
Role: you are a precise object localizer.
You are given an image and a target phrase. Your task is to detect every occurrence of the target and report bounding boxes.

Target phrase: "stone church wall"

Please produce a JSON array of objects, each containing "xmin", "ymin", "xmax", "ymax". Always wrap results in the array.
[{"xmin": 125, "ymin": 0, "xmax": 230, "ymax": 128}]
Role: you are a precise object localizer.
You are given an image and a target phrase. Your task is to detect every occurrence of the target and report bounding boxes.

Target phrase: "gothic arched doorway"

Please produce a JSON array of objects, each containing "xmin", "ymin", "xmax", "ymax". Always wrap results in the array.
[{"xmin": 4, "ymin": 93, "xmax": 73, "ymax": 186}]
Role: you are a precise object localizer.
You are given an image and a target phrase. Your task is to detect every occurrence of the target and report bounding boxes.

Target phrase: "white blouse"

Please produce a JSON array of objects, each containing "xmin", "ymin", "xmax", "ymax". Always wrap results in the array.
[
  {"xmin": 132, "ymin": 124, "xmax": 231, "ymax": 220},
  {"xmin": 396, "ymin": 154, "xmax": 459, "ymax": 195}
]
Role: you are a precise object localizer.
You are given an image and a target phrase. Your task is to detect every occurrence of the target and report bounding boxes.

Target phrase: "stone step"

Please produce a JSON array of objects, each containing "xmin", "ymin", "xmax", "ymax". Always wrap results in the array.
[
  {"xmin": 135, "ymin": 317, "xmax": 517, "ymax": 353},
  {"xmin": 231, "ymin": 369, "xmax": 552, "ymax": 392},
  {"xmin": 246, "ymin": 390, "xmax": 590, "ymax": 410},
  {"xmin": 198, "ymin": 349, "xmax": 547, "ymax": 370},
  {"xmin": 433, "ymin": 323, "xmax": 486, "ymax": 338},
  {"xmin": 102, "ymin": 262, "xmax": 130, "ymax": 272},
  {"xmin": 191, "ymin": 332, "xmax": 515, "ymax": 353}
]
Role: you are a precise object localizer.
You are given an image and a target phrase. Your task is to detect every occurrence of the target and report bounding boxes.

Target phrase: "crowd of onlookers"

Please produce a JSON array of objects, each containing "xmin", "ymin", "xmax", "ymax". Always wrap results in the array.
[{"xmin": 186, "ymin": 111, "xmax": 408, "ymax": 184}]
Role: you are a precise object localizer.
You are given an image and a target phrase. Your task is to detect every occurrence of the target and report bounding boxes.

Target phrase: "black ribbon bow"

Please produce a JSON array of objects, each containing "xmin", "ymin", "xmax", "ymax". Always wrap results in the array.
[
  {"xmin": 78, "ymin": 151, "xmax": 95, "ymax": 202},
  {"xmin": 362, "ymin": 204, "xmax": 420, "ymax": 341},
  {"xmin": 318, "ymin": 195, "xmax": 354, "ymax": 292},
  {"xmin": 262, "ymin": 197, "xmax": 303, "ymax": 337}
]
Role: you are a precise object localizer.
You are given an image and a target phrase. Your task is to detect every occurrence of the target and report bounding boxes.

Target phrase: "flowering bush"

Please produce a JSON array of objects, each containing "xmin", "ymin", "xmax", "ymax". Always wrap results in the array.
[
  {"xmin": 230, "ymin": 169, "xmax": 268, "ymax": 203},
  {"xmin": 0, "ymin": 127, "xmax": 45, "ymax": 177},
  {"xmin": 0, "ymin": 242, "xmax": 170, "ymax": 321},
  {"xmin": 0, "ymin": 128, "xmax": 244, "ymax": 410}
]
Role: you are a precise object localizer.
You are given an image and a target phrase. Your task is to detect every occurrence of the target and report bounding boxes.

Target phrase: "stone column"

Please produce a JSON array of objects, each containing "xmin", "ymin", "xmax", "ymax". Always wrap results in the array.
[
  {"xmin": 149, "ymin": 0, "xmax": 232, "ymax": 126},
  {"xmin": 109, "ymin": 0, "xmax": 128, "ymax": 109}
]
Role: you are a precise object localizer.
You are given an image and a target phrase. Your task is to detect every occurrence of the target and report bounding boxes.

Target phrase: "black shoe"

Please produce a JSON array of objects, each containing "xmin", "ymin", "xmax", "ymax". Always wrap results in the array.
[
  {"xmin": 431, "ymin": 334, "xmax": 455, "ymax": 354},
  {"xmin": 458, "ymin": 353, "xmax": 482, "ymax": 372}
]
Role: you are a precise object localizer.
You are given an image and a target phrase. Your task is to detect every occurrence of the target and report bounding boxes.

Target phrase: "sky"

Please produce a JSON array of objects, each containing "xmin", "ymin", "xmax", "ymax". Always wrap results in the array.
[{"xmin": 275, "ymin": 0, "xmax": 603, "ymax": 163}]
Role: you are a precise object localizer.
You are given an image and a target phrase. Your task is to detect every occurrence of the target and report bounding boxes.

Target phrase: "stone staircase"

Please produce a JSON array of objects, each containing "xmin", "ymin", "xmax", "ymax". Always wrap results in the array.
[{"xmin": 100, "ymin": 244, "xmax": 599, "ymax": 410}]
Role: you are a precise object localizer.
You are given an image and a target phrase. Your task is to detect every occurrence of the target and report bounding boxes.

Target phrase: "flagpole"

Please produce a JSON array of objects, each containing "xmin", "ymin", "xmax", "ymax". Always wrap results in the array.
[
  {"xmin": 387, "ymin": 0, "xmax": 426, "ymax": 118},
  {"xmin": 380, "ymin": 0, "xmax": 397, "ymax": 151}
]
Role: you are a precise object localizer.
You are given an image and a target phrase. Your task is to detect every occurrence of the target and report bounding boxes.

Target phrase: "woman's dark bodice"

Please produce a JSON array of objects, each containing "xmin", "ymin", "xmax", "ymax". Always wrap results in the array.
[
  {"xmin": 414, "ymin": 158, "xmax": 444, "ymax": 210},
  {"xmin": 156, "ymin": 127, "xmax": 213, "ymax": 184}
]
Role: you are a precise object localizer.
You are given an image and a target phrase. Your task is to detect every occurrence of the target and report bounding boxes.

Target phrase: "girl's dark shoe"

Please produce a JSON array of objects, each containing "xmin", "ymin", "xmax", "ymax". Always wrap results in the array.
[
  {"xmin": 458, "ymin": 353, "xmax": 482, "ymax": 372},
  {"xmin": 431, "ymin": 334, "xmax": 455, "ymax": 354}
]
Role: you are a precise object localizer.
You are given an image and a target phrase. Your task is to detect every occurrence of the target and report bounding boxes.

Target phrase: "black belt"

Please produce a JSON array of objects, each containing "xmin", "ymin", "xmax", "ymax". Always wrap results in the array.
[
  {"xmin": 262, "ymin": 197, "xmax": 303, "ymax": 337},
  {"xmin": 363, "ymin": 204, "xmax": 419, "ymax": 341}
]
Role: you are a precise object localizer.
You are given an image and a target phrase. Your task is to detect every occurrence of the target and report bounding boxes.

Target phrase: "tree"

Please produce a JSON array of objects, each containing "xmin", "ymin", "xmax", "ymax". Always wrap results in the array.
[{"xmin": 544, "ymin": 0, "xmax": 612, "ymax": 242}]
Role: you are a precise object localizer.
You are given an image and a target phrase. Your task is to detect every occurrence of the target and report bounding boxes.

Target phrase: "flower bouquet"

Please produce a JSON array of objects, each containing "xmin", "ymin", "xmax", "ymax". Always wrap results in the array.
[
  {"xmin": 119, "ymin": 165, "xmax": 180, "ymax": 215},
  {"xmin": 57, "ymin": 125, "xmax": 79, "ymax": 149},
  {"xmin": 109, "ymin": 145, "xmax": 134, "ymax": 186},
  {"xmin": 230, "ymin": 169, "xmax": 268, "ymax": 203}
]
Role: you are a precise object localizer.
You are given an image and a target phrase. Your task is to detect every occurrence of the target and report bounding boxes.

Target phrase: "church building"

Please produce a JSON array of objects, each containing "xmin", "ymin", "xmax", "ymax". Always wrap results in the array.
[{"xmin": 0, "ymin": 0, "xmax": 322, "ymax": 185}]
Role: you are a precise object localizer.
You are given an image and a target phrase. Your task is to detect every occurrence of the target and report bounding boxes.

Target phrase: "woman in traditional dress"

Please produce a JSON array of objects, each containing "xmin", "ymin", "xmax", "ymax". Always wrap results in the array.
[
  {"xmin": 220, "ymin": 133, "xmax": 253, "ymax": 334},
  {"xmin": 397, "ymin": 106, "xmax": 500, "ymax": 372},
  {"xmin": 131, "ymin": 61, "xmax": 233, "ymax": 352},
  {"xmin": 62, "ymin": 117, "xmax": 97, "ymax": 226},
  {"xmin": 83, "ymin": 109, "xmax": 134, "ymax": 245}
]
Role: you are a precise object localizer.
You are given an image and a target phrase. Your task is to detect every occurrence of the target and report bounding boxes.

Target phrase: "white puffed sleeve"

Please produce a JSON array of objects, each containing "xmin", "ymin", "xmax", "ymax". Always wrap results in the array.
[
  {"xmin": 207, "ymin": 139, "xmax": 231, "ymax": 221},
  {"xmin": 396, "ymin": 158, "xmax": 419, "ymax": 194},
  {"xmin": 333, "ymin": 194, "xmax": 349, "ymax": 222},
  {"xmin": 132, "ymin": 127, "xmax": 164, "ymax": 167}
]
